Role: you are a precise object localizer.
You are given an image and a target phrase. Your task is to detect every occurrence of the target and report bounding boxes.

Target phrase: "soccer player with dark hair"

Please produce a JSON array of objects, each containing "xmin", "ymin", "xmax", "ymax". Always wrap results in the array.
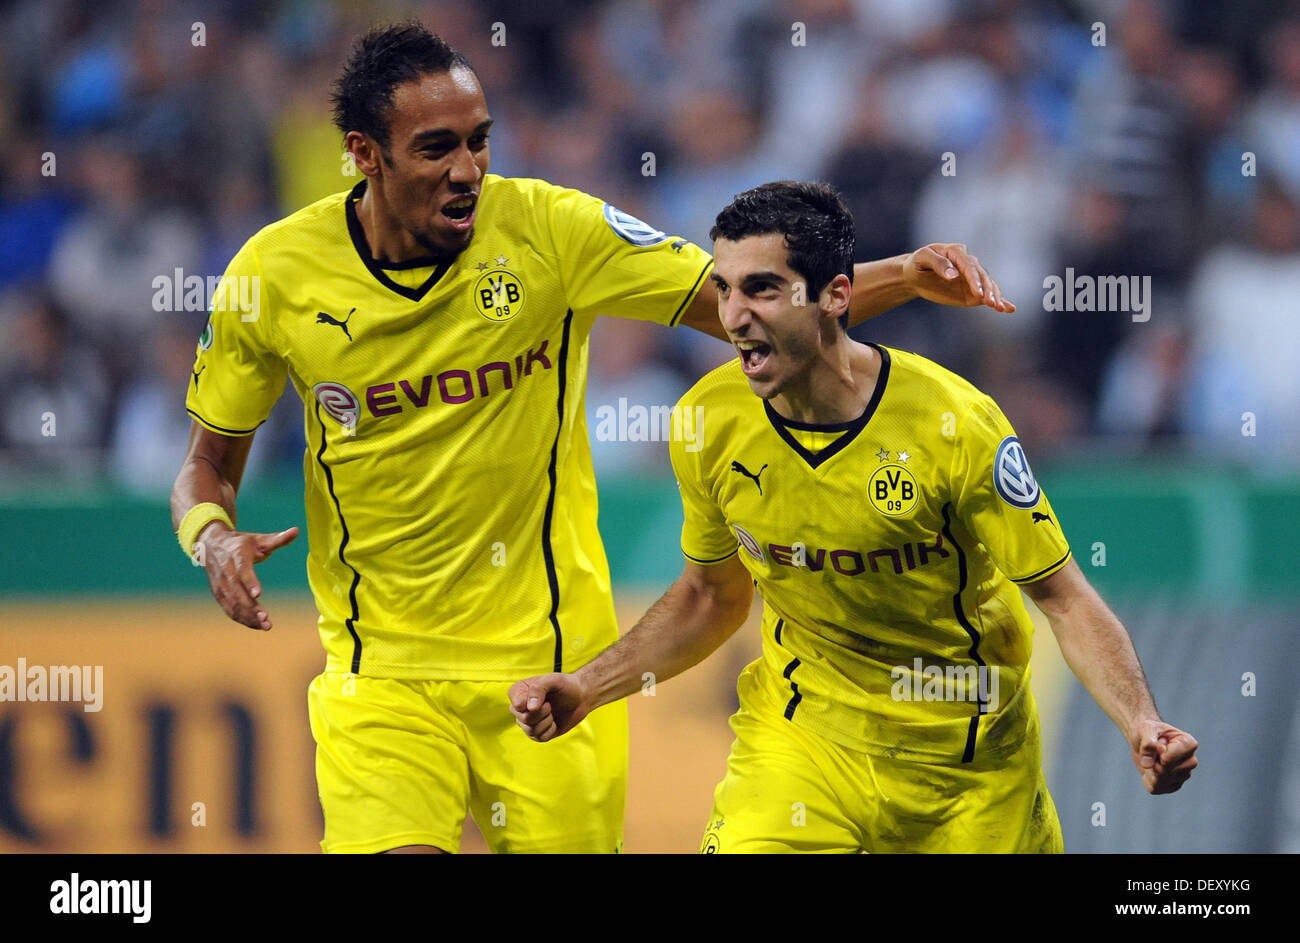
[
  {"xmin": 511, "ymin": 181, "xmax": 1199, "ymax": 853},
  {"xmin": 171, "ymin": 23, "xmax": 1015, "ymax": 854}
]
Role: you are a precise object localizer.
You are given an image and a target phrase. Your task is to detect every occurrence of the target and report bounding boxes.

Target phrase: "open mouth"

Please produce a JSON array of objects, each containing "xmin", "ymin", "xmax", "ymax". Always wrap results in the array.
[
  {"xmin": 440, "ymin": 194, "xmax": 478, "ymax": 230},
  {"xmin": 735, "ymin": 339, "xmax": 772, "ymax": 376}
]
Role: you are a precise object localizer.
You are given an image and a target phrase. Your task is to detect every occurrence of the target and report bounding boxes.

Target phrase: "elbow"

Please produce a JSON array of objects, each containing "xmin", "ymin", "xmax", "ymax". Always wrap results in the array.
[
  {"xmin": 677, "ymin": 557, "xmax": 754, "ymax": 636},
  {"xmin": 715, "ymin": 584, "xmax": 754, "ymax": 634},
  {"xmin": 682, "ymin": 583, "xmax": 750, "ymax": 634}
]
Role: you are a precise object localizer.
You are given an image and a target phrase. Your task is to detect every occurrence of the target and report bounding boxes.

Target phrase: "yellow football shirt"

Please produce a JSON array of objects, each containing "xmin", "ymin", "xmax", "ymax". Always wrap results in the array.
[
  {"xmin": 670, "ymin": 345, "xmax": 1072, "ymax": 764},
  {"xmin": 187, "ymin": 174, "xmax": 712, "ymax": 679}
]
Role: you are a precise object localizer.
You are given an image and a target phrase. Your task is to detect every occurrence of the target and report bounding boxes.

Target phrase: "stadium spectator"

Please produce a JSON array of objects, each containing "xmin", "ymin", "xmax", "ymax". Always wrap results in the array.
[
  {"xmin": 912, "ymin": 111, "xmax": 1068, "ymax": 344},
  {"xmin": 1181, "ymin": 178, "xmax": 1300, "ymax": 464},
  {"xmin": 1069, "ymin": 0, "xmax": 1198, "ymax": 275},
  {"xmin": 1247, "ymin": 18, "xmax": 1300, "ymax": 206},
  {"xmin": 0, "ymin": 290, "xmax": 109, "ymax": 476},
  {"xmin": 111, "ymin": 319, "xmax": 225, "ymax": 495},
  {"xmin": 0, "ymin": 136, "xmax": 76, "ymax": 292},
  {"xmin": 47, "ymin": 136, "xmax": 201, "ymax": 362},
  {"xmin": 0, "ymin": 0, "xmax": 1295, "ymax": 482}
]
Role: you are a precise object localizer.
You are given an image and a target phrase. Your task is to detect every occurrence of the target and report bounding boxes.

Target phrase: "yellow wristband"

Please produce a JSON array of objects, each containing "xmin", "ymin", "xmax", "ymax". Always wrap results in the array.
[{"xmin": 177, "ymin": 502, "xmax": 233, "ymax": 558}]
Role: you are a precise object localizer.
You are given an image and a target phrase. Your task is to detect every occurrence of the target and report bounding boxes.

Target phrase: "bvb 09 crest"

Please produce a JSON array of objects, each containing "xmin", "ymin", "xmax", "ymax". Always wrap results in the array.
[
  {"xmin": 474, "ymin": 268, "xmax": 525, "ymax": 322},
  {"xmin": 869, "ymin": 463, "xmax": 919, "ymax": 517}
]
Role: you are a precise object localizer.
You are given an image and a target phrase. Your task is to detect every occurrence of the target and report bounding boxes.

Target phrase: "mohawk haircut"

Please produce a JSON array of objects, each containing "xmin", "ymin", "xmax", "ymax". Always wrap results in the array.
[{"xmin": 332, "ymin": 22, "xmax": 475, "ymax": 155}]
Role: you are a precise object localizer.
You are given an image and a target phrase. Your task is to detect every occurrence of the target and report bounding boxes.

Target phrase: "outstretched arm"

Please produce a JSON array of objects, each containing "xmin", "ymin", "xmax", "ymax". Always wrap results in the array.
[
  {"xmin": 510, "ymin": 554, "xmax": 753, "ymax": 741},
  {"xmin": 1021, "ymin": 559, "xmax": 1199, "ymax": 795},
  {"xmin": 678, "ymin": 243, "xmax": 1014, "ymax": 340}
]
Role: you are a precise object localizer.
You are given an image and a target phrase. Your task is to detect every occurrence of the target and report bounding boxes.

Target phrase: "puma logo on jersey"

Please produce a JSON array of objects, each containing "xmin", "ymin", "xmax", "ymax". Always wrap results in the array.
[
  {"xmin": 1032, "ymin": 512, "xmax": 1053, "ymax": 526},
  {"xmin": 317, "ymin": 308, "xmax": 356, "ymax": 340},
  {"xmin": 191, "ymin": 364, "xmax": 205, "ymax": 390},
  {"xmin": 731, "ymin": 461, "xmax": 768, "ymax": 495}
]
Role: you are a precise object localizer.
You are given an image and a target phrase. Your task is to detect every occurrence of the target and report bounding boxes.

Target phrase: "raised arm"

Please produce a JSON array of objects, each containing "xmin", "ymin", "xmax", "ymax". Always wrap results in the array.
[
  {"xmin": 171, "ymin": 422, "xmax": 299, "ymax": 631},
  {"xmin": 1021, "ymin": 559, "xmax": 1198, "ymax": 795},
  {"xmin": 677, "ymin": 243, "xmax": 1015, "ymax": 340},
  {"xmin": 509, "ymin": 553, "xmax": 754, "ymax": 741}
]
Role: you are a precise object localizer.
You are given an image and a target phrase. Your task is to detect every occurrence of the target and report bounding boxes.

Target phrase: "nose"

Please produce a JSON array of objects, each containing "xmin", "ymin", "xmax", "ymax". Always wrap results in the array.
[
  {"xmin": 449, "ymin": 143, "xmax": 483, "ymax": 185},
  {"xmin": 718, "ymin": 288, "xmax": 752, "ymax": 337}
]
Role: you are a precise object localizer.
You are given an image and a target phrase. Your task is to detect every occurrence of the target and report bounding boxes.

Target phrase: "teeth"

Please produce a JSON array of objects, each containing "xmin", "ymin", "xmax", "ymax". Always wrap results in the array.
[
  {"xmin": 447, "ymin": 197, "xmax": 474, "ymax": 209},
  {"xmin": 735, "ymin": 340, "xmax": 765, "ymax": 351}
]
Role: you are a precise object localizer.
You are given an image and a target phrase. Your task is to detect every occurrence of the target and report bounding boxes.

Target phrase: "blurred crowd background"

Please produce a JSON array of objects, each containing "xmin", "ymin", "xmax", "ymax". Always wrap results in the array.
[
  {"xmin": 1, "ymin": 0, "xmax": 1297, "ymax": 493},
  {"xmin": 1, "ymin": 0, "xmax": 1297, "ymax": 856}
]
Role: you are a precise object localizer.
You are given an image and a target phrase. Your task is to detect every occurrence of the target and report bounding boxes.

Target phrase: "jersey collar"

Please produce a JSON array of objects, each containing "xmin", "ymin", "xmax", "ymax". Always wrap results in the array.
[
  {"xmin": 345, "ymin": 180, "xmax": 455, "ymax": 301},
  {"xmin": 763, "ymin": 343, "xmax": 891, "ymax": 470}
]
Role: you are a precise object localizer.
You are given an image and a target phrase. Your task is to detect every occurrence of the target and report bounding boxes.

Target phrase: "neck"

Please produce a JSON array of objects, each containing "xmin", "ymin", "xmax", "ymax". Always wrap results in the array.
[
  {"xmin": 356, "ymin": 178, "xmax": 436, "ymax": 264},
  {"xmin": 771, "ymin": 336, "xmax": 880, "ymax": 425}
]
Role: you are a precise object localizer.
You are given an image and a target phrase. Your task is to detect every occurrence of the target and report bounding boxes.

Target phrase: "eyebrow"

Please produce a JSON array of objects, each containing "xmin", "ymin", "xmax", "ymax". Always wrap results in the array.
[
  {"xmin": 410, "ymin": 118, "xmax": 494, "ymax": 144},
  {"xmin": 713, "ymin": 270, "xmax": 787, "ymax": 291},
  {"xmin": 712, "ymin": 267, "xmax": 780, "ymax": 287}
]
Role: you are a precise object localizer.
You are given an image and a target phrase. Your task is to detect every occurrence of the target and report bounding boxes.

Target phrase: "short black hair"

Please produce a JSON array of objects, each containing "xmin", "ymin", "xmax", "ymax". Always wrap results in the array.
[
  {"xmin": 332, "ymin": 22, "xmax": 475, "ymax": 155},
  {"xmin": 710, "ymin": 181, "xmax": 856, "ymax": 329}
]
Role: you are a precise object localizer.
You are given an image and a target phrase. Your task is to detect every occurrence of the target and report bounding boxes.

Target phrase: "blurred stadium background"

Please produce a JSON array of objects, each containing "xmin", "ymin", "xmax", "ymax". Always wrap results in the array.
[{"xmin": 0, "ymin": 0, "xmax": 1297, "ymax": 853}]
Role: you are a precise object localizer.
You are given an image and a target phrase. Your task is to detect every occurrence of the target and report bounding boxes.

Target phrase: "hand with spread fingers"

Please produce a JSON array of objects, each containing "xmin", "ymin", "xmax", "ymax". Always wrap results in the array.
[
  {"xmin": 196, "ymin": 523, "xmax": 300, "ymax": 631},
  {"xmin": 904, "ymin": 243, "xmax": 1016, "ymax": 313}
]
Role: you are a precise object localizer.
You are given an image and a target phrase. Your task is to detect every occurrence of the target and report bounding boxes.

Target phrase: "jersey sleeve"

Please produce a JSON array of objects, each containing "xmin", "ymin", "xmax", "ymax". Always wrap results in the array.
[
  {"xmin": 184, "ymin": 240, "xmax": 286, "ymax": 436},
  {"xmin": 668, "ymin": 405, "xmax": 738, "ymax": 565},
  {"xmin": 546, "ymin": 186, "xmax": 713, "ymax": 326},
  {"xmin": 950, "ymin": 397, "xmax": 1072, "ymax": 584}
]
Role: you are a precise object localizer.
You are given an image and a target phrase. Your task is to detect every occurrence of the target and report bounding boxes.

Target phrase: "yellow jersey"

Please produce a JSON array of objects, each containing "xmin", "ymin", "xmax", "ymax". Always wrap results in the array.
[
  {"xmin": 670, "ymin": 345, "xmax": 1072, "ymax": 763},
  {"xmin": 187, "ymin": 174, "xmax": 713, "ymax": 679}
]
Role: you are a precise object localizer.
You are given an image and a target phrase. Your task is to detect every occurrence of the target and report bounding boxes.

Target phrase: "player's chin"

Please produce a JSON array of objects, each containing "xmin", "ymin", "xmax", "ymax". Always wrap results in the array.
[
  {"xmin": 738, "ymin": 356, "xmax": 780, "ymax": 396},
  {"xmin": 426, "ymin": 220, "xmax": 475, "ymax": 253},
  {"xmin": 742, "ymin": 367, "xmax": 783, "ymax": 400}
]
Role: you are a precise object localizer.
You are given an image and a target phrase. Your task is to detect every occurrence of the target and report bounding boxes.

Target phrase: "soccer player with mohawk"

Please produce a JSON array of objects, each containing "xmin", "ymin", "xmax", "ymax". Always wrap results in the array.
[{"xmin": 173, "ymin": 23, "xmax": 1014, "ymax": 854}]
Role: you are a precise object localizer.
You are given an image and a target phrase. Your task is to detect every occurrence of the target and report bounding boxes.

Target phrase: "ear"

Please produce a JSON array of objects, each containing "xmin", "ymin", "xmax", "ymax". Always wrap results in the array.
[
  {"xmin": 346, "ymin": 131, "xmax": 384, "ymax": 178},
  {"xmin": 818, "ymin": 273, "xmax": 852, "ymax": 326}
]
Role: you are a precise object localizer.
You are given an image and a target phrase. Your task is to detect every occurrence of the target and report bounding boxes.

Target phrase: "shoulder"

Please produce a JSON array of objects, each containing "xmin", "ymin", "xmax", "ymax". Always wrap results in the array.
[
  {"xmin": 480, "ymin": 174, "xmax": 588, "ymax": 217},
  {"xmin": 475, "ymin": 174, "xmax": 602, "ymax": 250},
  {"xmin": 675, "ymin": 357, "xmax": 748, "ymax": 412},
  {"xmin": 669, "ymin": 359, "xmax": 751, "ymax": 470},
  {"xmin": 880, "ymin": 344, "xmax": 991, "ymax": 416},
  {"xmin": 488, "ymin": 175, "xmax": 646, "ymax": 233},
  {"xmin": 238, "ymin": 186, "xmax": 358, "ymax": 270},
  {"xmin": 253, "ymin": 186, "xmax": 356, "ymax": 246},
  {"xmin": 876, "ymin": 345, "xmax": 1017, "ymax": 458}
]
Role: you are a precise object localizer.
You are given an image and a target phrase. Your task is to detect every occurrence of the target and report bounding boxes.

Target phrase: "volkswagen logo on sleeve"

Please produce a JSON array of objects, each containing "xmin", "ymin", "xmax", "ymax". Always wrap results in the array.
[
  {"xmin": 993, "ymin": 435, "xmax": 1041, "ymax": 509},
  {"xmin": 602, "ymin": 203, "xmax": 668, "ymax": 247}
]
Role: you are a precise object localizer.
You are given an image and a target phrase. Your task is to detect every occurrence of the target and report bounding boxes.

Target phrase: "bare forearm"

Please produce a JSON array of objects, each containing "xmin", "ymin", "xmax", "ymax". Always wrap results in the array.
[
  {"xmin": 849, "ymin": 255, "xmax": 913, "ymax": 323},
  {"xmin": 170, "ymin": 426, "xmax": 253, "ymax": 531},
  {"xmin": 1044, "ymin": 591, "xmax": 1159, "ymax": 736},
  {"xmin": 170, "ymin": 457, "xmax": 239, "ymax": 529},
  {"xmin": 1021, "ymin": 563, "xmax": 1197, "ymax": 793},
  {"xmin": 576, "ymin": 576, "xmax": 749, "ymax": 711}
]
